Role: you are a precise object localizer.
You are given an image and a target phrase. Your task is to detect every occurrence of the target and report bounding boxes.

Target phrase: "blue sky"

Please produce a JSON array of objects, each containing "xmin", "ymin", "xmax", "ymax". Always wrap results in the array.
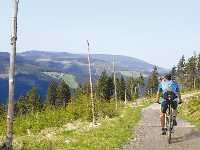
[{"xmin": 0, "ymin": 0, "xmax": 200, "ymax": 68}]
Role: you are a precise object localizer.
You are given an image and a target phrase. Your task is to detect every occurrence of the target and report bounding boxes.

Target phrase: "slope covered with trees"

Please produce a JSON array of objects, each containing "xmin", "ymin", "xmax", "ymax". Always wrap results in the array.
[{"xmin": 171, "ymin": 52, "xmax": 200, "ymax": 90}]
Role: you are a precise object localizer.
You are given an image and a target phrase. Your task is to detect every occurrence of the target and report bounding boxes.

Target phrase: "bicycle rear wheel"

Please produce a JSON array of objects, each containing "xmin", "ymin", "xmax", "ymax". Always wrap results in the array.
[{"xmin": 168, "ymin": 105, "xmax": 173, "ymax": 144}]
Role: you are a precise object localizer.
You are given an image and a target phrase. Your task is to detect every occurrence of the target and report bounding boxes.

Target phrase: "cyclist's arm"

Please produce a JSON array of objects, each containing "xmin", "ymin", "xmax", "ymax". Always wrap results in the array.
[{"xmin": 156, "ymin": 84, "xmax": 162, "ymax": 103}]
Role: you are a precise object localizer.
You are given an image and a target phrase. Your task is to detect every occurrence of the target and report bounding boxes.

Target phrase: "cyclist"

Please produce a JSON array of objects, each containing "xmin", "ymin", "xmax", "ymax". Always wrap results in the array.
[{"xmin": 156, "ymin": 74, "xmax": 182, "ymax": 135}]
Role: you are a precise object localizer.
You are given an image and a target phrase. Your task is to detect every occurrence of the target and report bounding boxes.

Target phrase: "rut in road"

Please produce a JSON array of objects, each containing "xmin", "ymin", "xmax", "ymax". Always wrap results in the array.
[{"xmin": 122, "ymin": 103, "xmax": 200, "ymax": 150}]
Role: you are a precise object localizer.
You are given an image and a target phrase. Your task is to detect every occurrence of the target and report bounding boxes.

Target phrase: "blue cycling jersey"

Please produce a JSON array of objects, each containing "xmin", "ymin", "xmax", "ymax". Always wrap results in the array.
[{"xmin": 158, "ymin": 80, "xmax": 179, "ymax": 95}]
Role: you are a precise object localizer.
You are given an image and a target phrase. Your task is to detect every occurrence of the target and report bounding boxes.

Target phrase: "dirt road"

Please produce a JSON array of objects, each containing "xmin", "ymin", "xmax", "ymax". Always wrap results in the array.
[{"xmin": 122, "ymin": 103, "xmax": 200, "ymax": 150}]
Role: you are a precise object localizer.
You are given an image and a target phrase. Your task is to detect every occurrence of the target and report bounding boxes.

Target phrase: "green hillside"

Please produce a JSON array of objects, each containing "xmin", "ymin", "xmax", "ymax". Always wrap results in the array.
[{"xmin": 43, "ymin": 72, "xmax": 79, "ymax": 89}]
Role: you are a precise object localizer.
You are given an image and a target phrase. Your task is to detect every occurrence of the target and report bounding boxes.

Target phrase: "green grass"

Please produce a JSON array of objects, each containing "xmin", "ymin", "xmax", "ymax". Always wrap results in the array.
[
  {"xmin": 0, "ymin": 108, "xmax": 75, "ymax": 138},
  {"xmin": 58, "ymin": 107, "xmax": 142, "ymax": 150},
  {"xmin": 12, "ymin": 106, "xmax": 143, "ymax": 150},
  {"xmin": 0, "ymin": 96, "xmax": 120, "ymax": 137},
  {"xmin": 179, "ymin": 94, "xmax": 200, "ymax": 130},
  {"xmin": 0, "ymin": 96, "xmax": 153, "ymax": 149}
]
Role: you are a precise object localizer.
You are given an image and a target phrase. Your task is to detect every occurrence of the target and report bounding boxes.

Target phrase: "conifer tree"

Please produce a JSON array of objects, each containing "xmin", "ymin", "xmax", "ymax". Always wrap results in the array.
[
  {"xmin": 171, "ymin": 66, "xmax": 177, "ymax": 80},
  {"xmin": 138, "ymin": 73, "xmax": 145, "ymax": 86},
  {"xmin": 26, "ymin": 87, "xmax": 41, "ymax": 112},
  {"xmin": 82, "ymin": 82, "xmax": 91, "ymax": 95},
  {"xmin": 176, "ymin": 55, "xmax": 186, "ymax": 86},
  {"xmin": 196, "ymin": 54, "xmax": 200, "ymax": 88},
  {"xmin": 107, "ymin": 76, "xmax": 114, "ymax": 99},
  {"xmin": 46, "ymin": 80, "xmax": 58, "ymax": 106},
  {"xmin": 15, "ymin": 96, "xmax": 27, "ymax": 116},
  {"xmin": 56, "ymin": 81, "xmax": 71, "ymax": 107},
  {"xmin": 185, "ymin": 56, "xmax": 197, "ymax": 89},
  {"xmin": 117, "ymin": 75, "xmax": 126, "ymax": 101},
  {"xmin": 147, "ymin": 66, "xmax": 159, "ymax": 94},
  {"xmin": 97, "ymin": 71, "xmax": 114, "ymax": 100}
]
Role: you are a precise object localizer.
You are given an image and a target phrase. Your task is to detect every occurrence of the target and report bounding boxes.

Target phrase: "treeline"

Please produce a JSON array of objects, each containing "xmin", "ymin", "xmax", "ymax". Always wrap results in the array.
[
  {"xmin": 81, "ymin": 71, "xmax": 145, "ymax": 101},
  {"xmin": 0, "ymin": 71, "xmax": 148, "ymax": 117},
  {"xmin": 15, "ymin": 80, "xmax": 71, "ymax": 116},
  {"xmin": 172, "ymin": 52, "xmax": 200, "ymax": 90},
  {"xmin": 0, "ymin": 66, "xmax": 166, "ymax": 120}
]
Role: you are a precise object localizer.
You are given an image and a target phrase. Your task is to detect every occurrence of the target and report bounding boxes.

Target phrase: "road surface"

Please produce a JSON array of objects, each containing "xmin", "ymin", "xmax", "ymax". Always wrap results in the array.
[{"xmin": 122, "ymin": 103, "xmax": 200, "ymax": 150}]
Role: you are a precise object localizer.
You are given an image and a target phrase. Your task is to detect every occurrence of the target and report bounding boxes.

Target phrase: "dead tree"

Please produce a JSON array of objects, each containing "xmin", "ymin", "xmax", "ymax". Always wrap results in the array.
[
  {"xmin": 113, "ymin": 56, "xmax": 118, "ymax": 110},
  {"xmin": 124, "ymin": 89, "xmax": 127, "ymax": 104},
  {"xmin": 86, "ymin": 40, "xmax": 96, "ymax": 125},
  {"xmin": 6, "ymin": 0, "xmax": 19, "ymax": 149}
]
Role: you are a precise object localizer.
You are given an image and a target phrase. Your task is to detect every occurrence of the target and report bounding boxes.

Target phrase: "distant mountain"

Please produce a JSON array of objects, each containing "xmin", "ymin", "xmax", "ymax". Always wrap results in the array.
[{"xmin": 0, "ymin": 50, "xmax": 168, "ymax": 103}]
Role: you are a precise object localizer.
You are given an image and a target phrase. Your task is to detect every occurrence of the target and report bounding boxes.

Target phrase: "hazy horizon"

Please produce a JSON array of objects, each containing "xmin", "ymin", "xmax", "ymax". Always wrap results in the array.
[
  {"xmin": 1, "ymin": 0, "xmax": 200, "ymax": 68},
  {"xmin": 0, "ymin": 49, "xmax": 194, "ymax": 69}
]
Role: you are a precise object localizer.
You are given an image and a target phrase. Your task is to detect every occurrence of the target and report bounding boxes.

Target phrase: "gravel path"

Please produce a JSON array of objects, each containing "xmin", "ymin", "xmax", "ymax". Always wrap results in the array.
[{"xmin": 122, "ymin": 103, "xmax": 200, "ymax": 150}]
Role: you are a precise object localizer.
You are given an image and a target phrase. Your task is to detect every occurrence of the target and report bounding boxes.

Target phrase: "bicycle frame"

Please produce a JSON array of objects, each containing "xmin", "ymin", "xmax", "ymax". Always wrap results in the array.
[{"xmin": 165, "ymin": 96, "xmax": 174, "ymax": 144}]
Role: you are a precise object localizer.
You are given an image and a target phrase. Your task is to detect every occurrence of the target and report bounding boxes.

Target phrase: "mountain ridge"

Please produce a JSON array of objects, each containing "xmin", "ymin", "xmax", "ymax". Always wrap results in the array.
[{"xmin": 0, "ymin": 50, "xmax": 168, "ymax": 103}]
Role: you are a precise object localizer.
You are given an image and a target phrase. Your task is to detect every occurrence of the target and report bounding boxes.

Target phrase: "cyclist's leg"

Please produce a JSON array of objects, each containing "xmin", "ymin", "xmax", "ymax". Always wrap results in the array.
[
  {"xmin": 160, "ymin": 99, "xmax": 168, "ymax": 134},
  {"xmin": 172, "ymin": 99, "xmax": 178, "ymax": 126}
]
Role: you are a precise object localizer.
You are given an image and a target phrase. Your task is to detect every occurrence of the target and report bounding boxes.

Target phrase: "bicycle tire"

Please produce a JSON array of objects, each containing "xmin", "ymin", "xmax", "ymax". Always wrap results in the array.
[{"xmin": 168, "ymin": 105, "xmax": 172, "ymax": 144}]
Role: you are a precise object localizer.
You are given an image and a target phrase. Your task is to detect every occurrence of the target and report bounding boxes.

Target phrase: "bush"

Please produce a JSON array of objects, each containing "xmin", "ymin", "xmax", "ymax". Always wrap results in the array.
[
  {"xmin": 0, "ymin": 94, "xmax": 122, "ymax": 136},
  {"xmin": 67, "ymin": 95, "xmax": 92, "ymax": 121},
  {"xmin": 96, "ymin": 99, "xmax": 120, "ymax": 119}
]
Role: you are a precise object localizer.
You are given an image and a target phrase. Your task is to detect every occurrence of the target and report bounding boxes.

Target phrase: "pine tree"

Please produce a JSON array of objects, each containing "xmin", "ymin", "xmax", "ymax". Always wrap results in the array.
[
  {"xmin": 107, "ymin": 76, "xmax": 114, "ymax": 99},
  {"xmin": 46, "ymin": 80, "xmax": 58, "ymax": 106},
  {"xmin": 138, "ymin": 73, "xmax": 145, "ymax": 97},
  {"xmin": 147, "ymin": 66, "xmax": 159, "ymax": 94},
  {"xmin": 26, "ymin": 87, "xmax": 41, "ymax": 112},
  {"xmin": 174, "ymin": 52, "xmax": 200, "ymax": 89},
  {"xmin": 138, "ymin": 73, "xmax": 145, "ymax": 86},
  {"xmin": 176, "ymin": 55, "xmax": 186, "ymax": 86},
  {"xmin": 196, "ymin": 54, "xmax": 200, "ymax": 88},
  {"xmin": 82, "ymin": 82, "xmax": 91, "ymax": 95},
  {"xmin": 56, "ymin": 80, "xmax": 71, "ymax": 107},
  {"xmin": 197, "ymin": 54, "xmax": 200, "ymax": 75},
  {"xmin": 74, "ymin": 84, "xmax": 84, "ymax": 98},
  {"xmin": 171, "ymin": 66, "xmax": 177, "ymax": 80},
  {"xmin": 15, "ymin": 96, "xmax": 27, "ymax": 116},
  {"xmin": 117, "ymin": 76, "xmax": 126, "ymax": 101},
  {"xmin": 185, "ymin": 56, "xmax": 197, "ymax": 89},
  {"xmin": 97, "ymin": 71, "xmax": 114, "ymax": 100}
]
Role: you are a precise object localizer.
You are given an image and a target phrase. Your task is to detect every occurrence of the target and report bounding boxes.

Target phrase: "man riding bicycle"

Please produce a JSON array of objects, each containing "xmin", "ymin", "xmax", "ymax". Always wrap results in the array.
[{"xmin": 156, "ymin": 74, "xmax": 183, "ymax": 135}]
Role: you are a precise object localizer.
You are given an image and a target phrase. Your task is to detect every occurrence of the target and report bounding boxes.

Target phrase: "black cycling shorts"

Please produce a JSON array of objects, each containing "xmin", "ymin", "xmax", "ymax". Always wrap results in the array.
[{"xmin": 161, "ymin": 99, "xmax": 178, "ymax": 113}]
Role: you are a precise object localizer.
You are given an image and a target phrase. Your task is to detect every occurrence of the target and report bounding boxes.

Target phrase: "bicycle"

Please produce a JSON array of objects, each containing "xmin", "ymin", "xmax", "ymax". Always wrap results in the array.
[
  {"xmin": 157, "ymin": 91, "xmax": 181, "ymax": 144},
  {"xmin": 165, "ymin": 93, "xmax": 174, "ymax": 144}
]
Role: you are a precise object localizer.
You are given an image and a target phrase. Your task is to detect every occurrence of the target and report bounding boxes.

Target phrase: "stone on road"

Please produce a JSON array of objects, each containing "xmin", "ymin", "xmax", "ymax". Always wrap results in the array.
[{"xmin": 122, "ymin": 103, "xmax": 200, "ymax": 150}]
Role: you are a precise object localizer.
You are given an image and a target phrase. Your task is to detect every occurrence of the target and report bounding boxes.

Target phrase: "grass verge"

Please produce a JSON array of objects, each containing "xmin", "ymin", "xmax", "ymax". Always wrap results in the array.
[
  {"xmin": 16, "ymin": 107, "xmax": 142, "ymax": 150},
  {"xmin": 179, "ymin": 94, "xmax": 200, "ymax": 130},
  {"xmin": 1, "ymin": 98, "xmax": 153, "ymax": 150}
]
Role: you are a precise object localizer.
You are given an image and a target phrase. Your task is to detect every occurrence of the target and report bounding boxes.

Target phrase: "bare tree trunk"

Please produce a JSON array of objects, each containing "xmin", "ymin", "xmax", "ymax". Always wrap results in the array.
[
  {"xmin": 137, "ymin": 83, "xmax": 140, "ymax": 97},
  {"xmin": 6, "ymin": 1, "xmax": 19, "ymax": 149},
  {"xmin": 124, "ymin": 89, "xmax": 127, "ymax": 104},
  {"xmin": 113, "ymin": 56, "xmax": 118, "ymax": 110},
  {"xmin": 194, "ymin": 77, "xmax": 196, "ymax": 90},
  {"xmin": 87, "ymin": 40, "xmax": 96, "ymax": 125},
  {"xmin": 134, "ymin": 86, "xmax": 137, "ymax": 95},
  {"xmin": 130, "ymin": 72, "xmax": 134, "ymax": 97}
]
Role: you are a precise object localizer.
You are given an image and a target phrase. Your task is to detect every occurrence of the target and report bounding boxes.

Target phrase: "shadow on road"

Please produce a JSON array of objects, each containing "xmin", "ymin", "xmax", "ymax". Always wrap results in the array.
[{"xmin": 171, "ymin": 129, "xmax": 200, "ymax": 144}]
